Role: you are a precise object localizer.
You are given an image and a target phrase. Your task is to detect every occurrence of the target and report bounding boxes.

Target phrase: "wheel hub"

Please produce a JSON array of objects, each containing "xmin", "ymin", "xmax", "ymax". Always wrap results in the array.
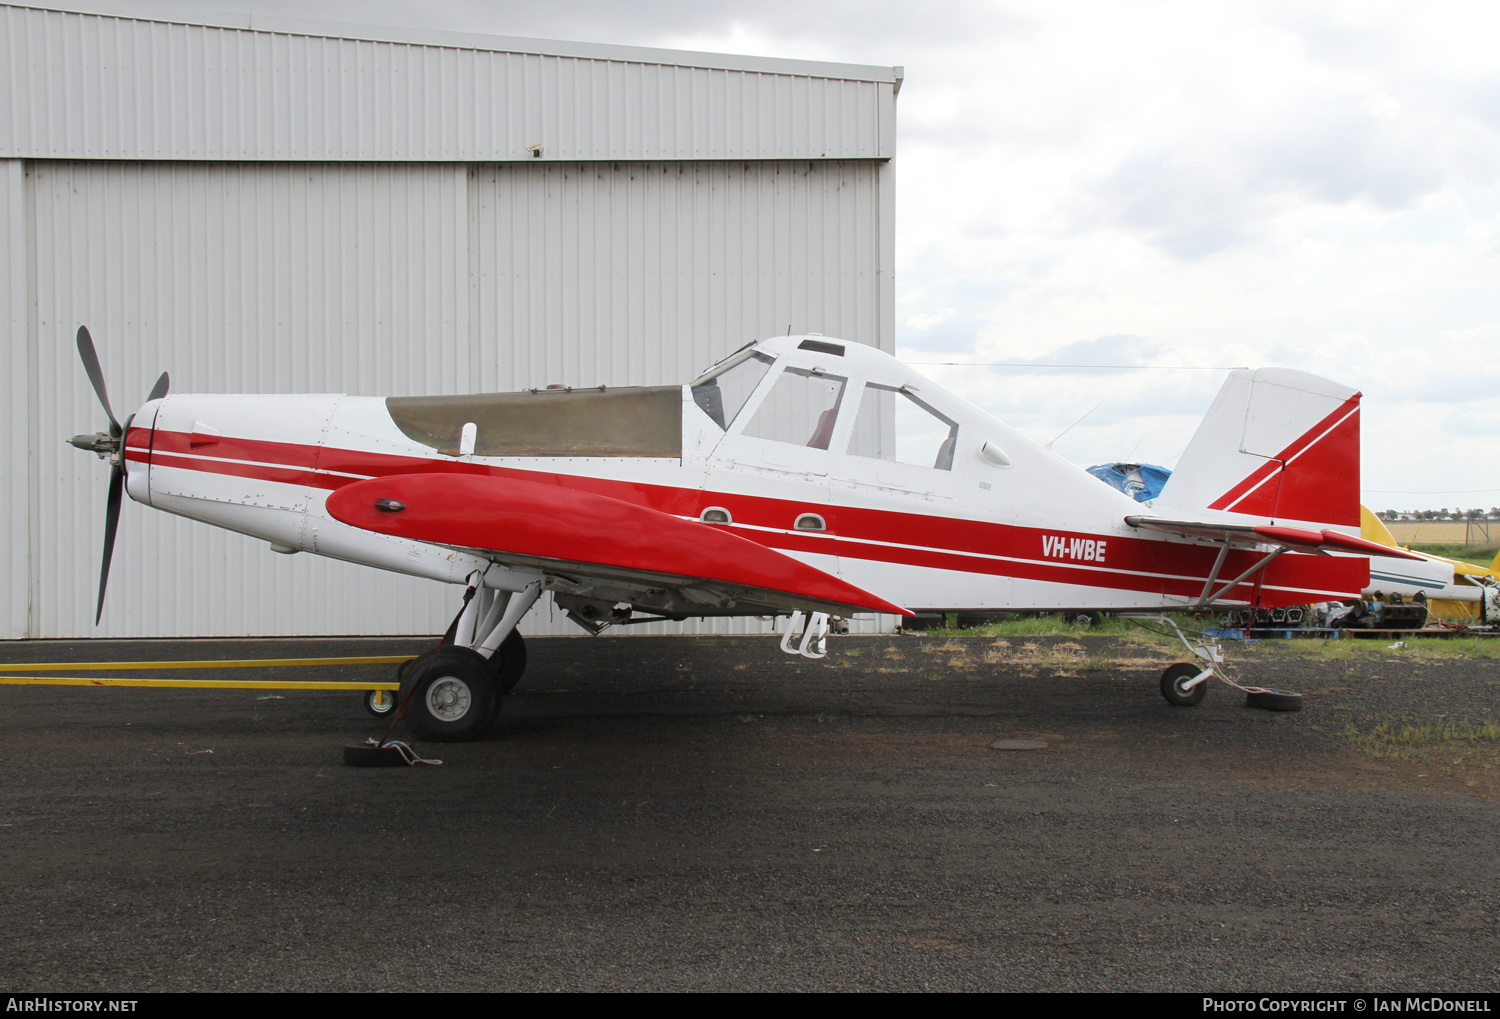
[{"xmin": 426, "ymin": 676, "xmax": 472, "ymax": 721}]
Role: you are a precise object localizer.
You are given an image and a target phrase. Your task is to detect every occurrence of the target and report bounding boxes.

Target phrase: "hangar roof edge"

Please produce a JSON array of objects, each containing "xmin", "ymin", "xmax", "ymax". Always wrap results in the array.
[{"xmin": 9, "ymin": 0, "xmax": 903, "ymax": 83}]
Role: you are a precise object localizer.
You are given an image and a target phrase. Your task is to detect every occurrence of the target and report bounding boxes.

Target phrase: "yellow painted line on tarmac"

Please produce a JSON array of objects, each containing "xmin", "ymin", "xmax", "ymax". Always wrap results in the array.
[
  {"xmin": 0, "ymin": 677, "xmax": 401, "ymax": 690},
  {"xmin": 0, "ymin": 655, "xmax": 416, "ymax": 672}
]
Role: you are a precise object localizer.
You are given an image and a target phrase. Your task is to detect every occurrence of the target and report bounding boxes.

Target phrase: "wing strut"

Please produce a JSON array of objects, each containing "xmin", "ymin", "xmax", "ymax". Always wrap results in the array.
[
  {"xmin": 1197, "ymin": 542, "xmax": 1233, "ymax": 607},
  {"xmin": 1197, "ymin": 545, "xmax": 1287, "ymax": 609}
]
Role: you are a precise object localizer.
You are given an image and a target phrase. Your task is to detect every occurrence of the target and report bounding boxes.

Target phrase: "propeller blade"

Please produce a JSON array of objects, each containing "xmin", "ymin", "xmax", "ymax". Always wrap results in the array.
[
  {"xmin": 96, "ymin": 461, "xmax": 124, "ymax": 626},
  {"xmin": 76, "ymin": 326, "xmax": 121, "ymax": 437},
  {"xmin": 146, "ymin": 371, "xmax": 170, "ymax": 403}
]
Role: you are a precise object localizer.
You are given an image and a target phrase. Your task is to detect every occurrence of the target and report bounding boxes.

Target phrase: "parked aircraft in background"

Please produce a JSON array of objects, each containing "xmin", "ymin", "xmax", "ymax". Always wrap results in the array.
[
  {"xmin": 70, "ymin": 329, "xmax": 1418, "ymax": 740},
  {"xmin": 1357, "ymin": 507, "xmax": 1500, "ymax": 622}
]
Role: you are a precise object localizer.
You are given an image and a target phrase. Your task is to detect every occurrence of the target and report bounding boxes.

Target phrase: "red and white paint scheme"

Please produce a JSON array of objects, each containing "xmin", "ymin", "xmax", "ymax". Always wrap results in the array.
[{"xmin": 73, "ymin": 331, "xmax": 1419, "ymax": 739}]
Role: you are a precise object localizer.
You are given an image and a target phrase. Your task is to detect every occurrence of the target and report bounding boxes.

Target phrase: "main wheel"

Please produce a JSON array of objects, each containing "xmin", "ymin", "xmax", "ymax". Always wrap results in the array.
[
  {"xmin": 491, "ymin": 630, "xmax": 527, "ymax": 693},
  {"xmin": 1161, "ymin": 662, "xmax": 1209, "ymax": 706},
  {"xmin": 398, "ymin": 647, "xmax": 499, "ymax": 742},
  {"xmin": 1067, "ymin": 611, "xmax": 1102, "ymax": 628}
]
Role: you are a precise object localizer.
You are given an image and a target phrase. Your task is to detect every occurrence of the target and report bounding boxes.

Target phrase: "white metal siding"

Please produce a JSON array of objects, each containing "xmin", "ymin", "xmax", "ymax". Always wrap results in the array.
[
  {"xmin": 30, "ymin": 159, "xmax": 469, "ymax": 637},
  {"xmin": 1, "ymin": 4, "xmax": 895, "ymax": 163},
  {"xmin": 472, "ymin": 158, "xmax": 893, "ymax": 637},
  {"xmin": 0, "ymin": 160, "xmax": 28, "ymax": 638},
  {"xmin": 472, "ymin": 160, "xmax": 887, "ymax": 391},
  {"xmin": 24, "ymin": 157, "xmax": 894, "ymax": 638}
]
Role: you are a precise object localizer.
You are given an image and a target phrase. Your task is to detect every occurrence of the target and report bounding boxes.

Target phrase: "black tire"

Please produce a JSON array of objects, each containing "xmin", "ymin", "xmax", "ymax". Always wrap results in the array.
[
  {"xmin": 1245, "ymin": 688, "xmax": 1303, "ymax": 712},
  {"xmin": 363, "ymin": 687, "xmax": 399, "ymax": 718},
  {"xmin": 1067, "ymin": 611, "xmax": 1103, "ymax": 628},
  {"xmin": 398, "ymin": 647, "xmax": 499, "ymax": 742},
  {"xmin": 1161, "ymin": 662, "xmax": 1209, "ymax": 706},
  {"xmin": 491, "ymin": 630, "xmax": 527, "ymax": 693},
  {"xmin": 343, "ymin": 743, "xmax": 408, "ymax": 768}
]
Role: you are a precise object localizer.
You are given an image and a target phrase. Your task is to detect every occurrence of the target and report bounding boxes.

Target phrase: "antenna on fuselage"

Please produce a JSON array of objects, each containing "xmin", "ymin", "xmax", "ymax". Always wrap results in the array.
[{"xmin": 1045, "ymin": 403, "xmax": 1101, "ymax": 451}]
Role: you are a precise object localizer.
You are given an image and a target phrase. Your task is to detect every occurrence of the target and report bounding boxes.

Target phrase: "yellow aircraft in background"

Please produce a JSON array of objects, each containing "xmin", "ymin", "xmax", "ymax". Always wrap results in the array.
[{"xmin": 1360, "ymin": 506, "xmax": 1500, "ymax": 622}]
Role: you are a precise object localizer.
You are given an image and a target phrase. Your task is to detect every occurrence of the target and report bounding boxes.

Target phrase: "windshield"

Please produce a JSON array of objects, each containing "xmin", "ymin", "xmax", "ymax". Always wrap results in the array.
[{"xmin": 690, "ymin": 350, "xmax": 775, "ymax": 430}]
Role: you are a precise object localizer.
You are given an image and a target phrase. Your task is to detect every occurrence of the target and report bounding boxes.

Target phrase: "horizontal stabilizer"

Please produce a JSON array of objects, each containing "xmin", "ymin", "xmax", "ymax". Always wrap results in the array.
[
  {"xmin": 326, "ymin": 473, "xmax": 910, "ymax": 617},
  {"xmin": 1125, "ymin": 515, "xmax": 1425, "ymax": 560}
]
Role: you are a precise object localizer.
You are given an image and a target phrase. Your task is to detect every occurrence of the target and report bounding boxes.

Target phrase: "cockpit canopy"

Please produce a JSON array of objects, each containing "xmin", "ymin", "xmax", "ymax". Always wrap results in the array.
[
  {"xmin": 385, "ymin": 335, "xmax": 962, "ymax": 469},
  {"xmin": 691, "ymin": 339, "xmax": 959, "ymax": 471}
]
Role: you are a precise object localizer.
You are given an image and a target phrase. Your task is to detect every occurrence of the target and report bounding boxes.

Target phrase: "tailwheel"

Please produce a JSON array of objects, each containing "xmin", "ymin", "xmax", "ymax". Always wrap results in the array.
[
  {"xmin": 363, "ymin": 687, "xmax": 399, "ymax": 718},
  {"xmin": 398, "ymin": 647, "xmax": 499, "ymax": 742},
  {"xmin": 1161, "ymin": 662, "xmax": 1209, "ymax": 706}
]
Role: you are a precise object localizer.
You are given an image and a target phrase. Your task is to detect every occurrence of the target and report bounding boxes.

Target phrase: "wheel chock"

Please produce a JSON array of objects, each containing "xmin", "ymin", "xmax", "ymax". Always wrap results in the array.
[
  {"xmin": 343, "ymin": 742, "xmax": 409, "ymax": 767},
  {"xmin": 1244, "ymin": 688, "xmax": 1303, "ymax": 712}
]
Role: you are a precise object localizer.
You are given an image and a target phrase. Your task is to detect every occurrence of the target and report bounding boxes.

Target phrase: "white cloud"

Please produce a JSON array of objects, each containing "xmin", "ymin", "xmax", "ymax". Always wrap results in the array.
[{"xmin": 136, "ymin": 0, "xmax": 1500, "ymax": 506}]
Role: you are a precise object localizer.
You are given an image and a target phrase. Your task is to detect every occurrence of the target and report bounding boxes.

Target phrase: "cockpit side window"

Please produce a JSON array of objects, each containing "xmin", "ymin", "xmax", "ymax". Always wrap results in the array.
[
  {"xmin": 848, "ymin": 383, "xmax": 959, "ymax": 470},
  {"xmin": 741, "ymin": 367, "xmax": 848, "ymax": 449},
  {"xmin": 690, "ymin": 351, "xmax": 775, "ymax": 430}
]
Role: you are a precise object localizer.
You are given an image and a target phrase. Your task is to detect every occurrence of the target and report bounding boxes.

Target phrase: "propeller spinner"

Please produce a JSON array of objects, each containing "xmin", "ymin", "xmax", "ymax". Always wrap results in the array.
[{"xmin": 68, "ymin": 326, "xmax": 169, "ymax": 625}]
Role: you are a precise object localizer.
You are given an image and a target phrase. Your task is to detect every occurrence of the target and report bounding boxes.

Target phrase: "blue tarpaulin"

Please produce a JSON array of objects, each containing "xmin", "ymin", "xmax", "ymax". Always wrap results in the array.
[{"xmin": 1086, "ymin": 462, "xmax": 1172, "ymax": 503}]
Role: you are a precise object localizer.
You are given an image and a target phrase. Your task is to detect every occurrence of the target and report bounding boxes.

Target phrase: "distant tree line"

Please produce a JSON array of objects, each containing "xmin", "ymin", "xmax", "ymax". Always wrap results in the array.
[{"xmin": 1376, "ymin": 508, "xmax": 1500, "ymax": 521}]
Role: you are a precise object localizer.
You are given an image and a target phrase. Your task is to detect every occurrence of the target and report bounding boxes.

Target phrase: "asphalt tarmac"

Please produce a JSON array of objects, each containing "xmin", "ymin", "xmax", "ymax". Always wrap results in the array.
[{"xmin": 1, "ymin": 633, "xmax": 1497, "ymax": 992}]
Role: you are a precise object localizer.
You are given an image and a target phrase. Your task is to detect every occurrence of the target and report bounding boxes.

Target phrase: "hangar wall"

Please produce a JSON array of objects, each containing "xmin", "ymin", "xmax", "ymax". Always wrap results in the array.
[
  {"xmin": 0, "ymin": 2, "xmax": 899, "ymax": 639},
  {"xmin": 0, "ymin": 3, "xmax": 895, "ymax": 162},
  {"xmin": 15, "ymin": 157, "xmax": 892, "ymax": 638}
]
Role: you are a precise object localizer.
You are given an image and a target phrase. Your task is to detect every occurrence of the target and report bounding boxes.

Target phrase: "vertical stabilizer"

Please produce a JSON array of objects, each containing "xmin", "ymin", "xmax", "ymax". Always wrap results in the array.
[
  {"xmin": 1156, "ymin": 368, "xmax": 1361, "ymax": 528},
  {"xmin": 1360, "ymin": 505, "xmax": 1397, "ymax": 546}
]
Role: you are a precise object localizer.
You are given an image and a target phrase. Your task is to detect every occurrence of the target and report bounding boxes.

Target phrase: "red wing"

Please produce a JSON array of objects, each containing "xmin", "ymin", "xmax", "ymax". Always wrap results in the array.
[
  {"xmin": 1125, "ymin": 515, "xmax": 1424, "ymax": 560},
  {"xmin": 326, "ymin": 473, "xmax": 910, "ymax": 617}
]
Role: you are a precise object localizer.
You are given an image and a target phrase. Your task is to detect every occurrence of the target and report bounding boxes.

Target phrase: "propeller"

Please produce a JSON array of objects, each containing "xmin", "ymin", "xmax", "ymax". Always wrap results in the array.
[{"xmin": 68, "ymin": 326, "xmax": 169, "ymax": 625}]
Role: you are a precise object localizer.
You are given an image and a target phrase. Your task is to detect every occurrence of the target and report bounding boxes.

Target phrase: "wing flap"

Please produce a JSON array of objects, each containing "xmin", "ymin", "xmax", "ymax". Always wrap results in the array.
[{"xmin": 326, "ymin": 473, "xmax": 910, "ymax": 616}]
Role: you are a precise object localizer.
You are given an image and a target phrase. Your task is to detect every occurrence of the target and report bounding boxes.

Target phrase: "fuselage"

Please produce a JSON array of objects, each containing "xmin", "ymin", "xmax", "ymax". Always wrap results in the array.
[{"xmin": 119, "ymin": 336, "xmax": 1365, "ymax": 616}]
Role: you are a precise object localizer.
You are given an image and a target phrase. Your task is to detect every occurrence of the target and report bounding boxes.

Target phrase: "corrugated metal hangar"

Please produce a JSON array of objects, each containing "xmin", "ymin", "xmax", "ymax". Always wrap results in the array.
[{"xmin": 0, "ymin": 1, "xmax": 902, "ymax": 638}]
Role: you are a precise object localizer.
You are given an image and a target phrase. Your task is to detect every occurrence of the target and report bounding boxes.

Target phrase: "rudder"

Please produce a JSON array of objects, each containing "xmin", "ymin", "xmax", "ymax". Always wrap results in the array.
[{"xmin": 1156, "ymin": 368, "xmax": 1361, "ymax": 528}]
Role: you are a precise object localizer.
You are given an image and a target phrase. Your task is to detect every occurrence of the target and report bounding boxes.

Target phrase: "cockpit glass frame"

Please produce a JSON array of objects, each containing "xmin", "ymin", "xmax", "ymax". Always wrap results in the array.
[
  {"xmin": 690, "ymin": 349, "xmax": 776, "ymax": 431},
  {"xmin": 740, "ymin": 366, "xmax": 849, "ymax": 449},
  {"xmin": 847, "ymin": 382, "xmax": 960, "ymax": 471}
]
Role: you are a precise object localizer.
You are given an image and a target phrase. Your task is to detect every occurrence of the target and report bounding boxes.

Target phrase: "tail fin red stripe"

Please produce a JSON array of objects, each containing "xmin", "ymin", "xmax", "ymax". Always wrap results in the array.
[{"xmin": 1208, "ymin": 394, "xmax": 1361, "ymax": 524}]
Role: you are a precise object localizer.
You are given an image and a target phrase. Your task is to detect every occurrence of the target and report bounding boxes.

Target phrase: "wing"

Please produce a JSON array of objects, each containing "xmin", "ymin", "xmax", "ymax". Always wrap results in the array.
[
  {"xmin": 326, "ymin": 473, "xmax": 910, "ymax": 618},
  {"xmin": 1124, "ymin": 515, "xmax": 1426, "ymax": 560}
]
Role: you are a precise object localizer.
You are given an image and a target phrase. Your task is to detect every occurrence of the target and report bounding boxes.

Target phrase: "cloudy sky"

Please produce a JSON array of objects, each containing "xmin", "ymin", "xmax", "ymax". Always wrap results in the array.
[{"xmin": 137, "ymin": 0, "xmax": 1500, "ymax": 512}]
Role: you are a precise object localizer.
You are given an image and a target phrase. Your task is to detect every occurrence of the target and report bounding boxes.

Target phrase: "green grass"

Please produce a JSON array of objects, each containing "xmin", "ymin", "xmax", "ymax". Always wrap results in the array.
[
  {"xmin": 1406, "ymin": 543, "xmax": 1500, "ymax": 569},
  {"xmin": 1348, "ymin": 718, "xmax": 1500, "ymax": 751},
  {"xmin": 1266, "ymin": 636, "xmax": 1500, "ymax": 660},
  {"xmin": 915, "ymin": 612, "xmax": 1500, "ymax": 659},
  {"xmin": 1344, "ymin": 718, "xmax": 1500, "ymax": 798},
  {"xmin": 917, "ymin": 612, "xmax": 1201, "ymax": 648}
]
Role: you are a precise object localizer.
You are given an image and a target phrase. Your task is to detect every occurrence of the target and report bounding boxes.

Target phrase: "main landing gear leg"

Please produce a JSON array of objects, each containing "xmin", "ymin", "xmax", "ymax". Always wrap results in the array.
[{"xmin": 394, "ymin": 573, "xmax": 542, "ymax": 742}]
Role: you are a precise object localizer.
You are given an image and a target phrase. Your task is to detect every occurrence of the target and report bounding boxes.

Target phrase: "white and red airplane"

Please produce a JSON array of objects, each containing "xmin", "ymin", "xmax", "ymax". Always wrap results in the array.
[{"xmin": 70, "ymin": 328, "xmax": 1420, "ymax": 740}]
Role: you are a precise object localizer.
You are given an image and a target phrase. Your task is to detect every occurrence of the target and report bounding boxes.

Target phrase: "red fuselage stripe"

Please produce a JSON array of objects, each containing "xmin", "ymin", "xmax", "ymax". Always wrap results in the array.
[{"xmin": 141, "ymin": 430, "xmax": 1367, "ymax": 604}]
